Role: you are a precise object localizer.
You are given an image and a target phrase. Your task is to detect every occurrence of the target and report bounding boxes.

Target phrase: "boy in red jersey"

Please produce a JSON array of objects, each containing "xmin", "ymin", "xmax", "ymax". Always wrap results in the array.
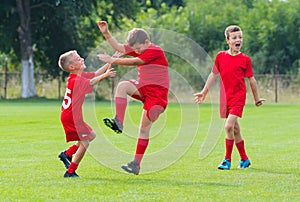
[
  {"xmin": 97, "ymin": 21, "xmax": 169, "ymax": 175},
  {"xmin": 58, "ymin": 50, "xmax": 116, "ymax": 177},
  {"xmin": 194, "ymin": 25, "xmax": 265, "ymax": 170}
]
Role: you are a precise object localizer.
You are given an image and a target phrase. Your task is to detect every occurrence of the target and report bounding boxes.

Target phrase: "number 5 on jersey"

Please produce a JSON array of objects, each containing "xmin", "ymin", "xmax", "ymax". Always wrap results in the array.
[{"xmin": 62, "ymin": 88, "xmax": 72, "ymax": 109}]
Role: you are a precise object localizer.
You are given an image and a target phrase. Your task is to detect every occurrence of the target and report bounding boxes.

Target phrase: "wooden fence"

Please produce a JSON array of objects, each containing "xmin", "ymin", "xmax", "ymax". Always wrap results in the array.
[{"xmin": 0, "ymin": 71, "xmax": 299, "ymax": 103}]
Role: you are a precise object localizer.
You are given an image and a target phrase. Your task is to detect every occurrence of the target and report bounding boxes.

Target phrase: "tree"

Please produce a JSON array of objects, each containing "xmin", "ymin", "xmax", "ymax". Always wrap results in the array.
[
  {"xmin": 138, "ymin": 0, "xmax": 184, "ymax": 9},
  {"xmin": 187, "ymin": 0, "xmax": 248, "ymax": 53},
  {"xmin": 16, "ymin": 0, "xmax": 35, "ymax": 98},
  {"xmin": 242, "ymin": 0, "xmax": 300, "ymax": 75},
  {"xmin": 0, "ymin": 0, "xmax": 141, "ymax": 98}
]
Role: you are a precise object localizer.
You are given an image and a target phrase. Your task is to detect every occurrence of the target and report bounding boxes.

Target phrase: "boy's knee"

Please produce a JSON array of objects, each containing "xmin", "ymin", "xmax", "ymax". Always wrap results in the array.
[
  {"xmin": 89, "ymin": 131, "xmax": 96, "ymax": 142},
  {"xmin": 148, "ymin": 105, "xmax": 164, "ymax": 122},
  {"xmin": 116, "ymin": 81, "xmax": 130, "ymax": 91},
  {"xmin": 224, "ymin": 123, "xmax": 234, "ymax": 133}
]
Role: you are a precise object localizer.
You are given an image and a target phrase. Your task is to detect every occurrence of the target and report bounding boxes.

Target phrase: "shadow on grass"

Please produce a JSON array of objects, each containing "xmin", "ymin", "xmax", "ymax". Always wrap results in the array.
[
  {"xmin": 250, "ymin": 167, "xmax": 298, "ymax": 175},
  {"xmin": 84, "ymin": 176, "xmax": 237, "ymax": 188}
]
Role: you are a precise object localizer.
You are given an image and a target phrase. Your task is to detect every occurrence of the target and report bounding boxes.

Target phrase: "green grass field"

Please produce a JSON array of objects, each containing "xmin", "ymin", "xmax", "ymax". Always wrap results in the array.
[{"xmin": 0, "ymin": 100, "xmax": 299, "ymax": 201}]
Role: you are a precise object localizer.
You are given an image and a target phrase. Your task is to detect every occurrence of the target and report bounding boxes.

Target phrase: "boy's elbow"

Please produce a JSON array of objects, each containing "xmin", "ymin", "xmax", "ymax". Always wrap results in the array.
[
  {"xmin": 132, "ymin": 60, "xmax": 142, "ymax": 65},
  {"xmin": 90, "ymin": 78, "xmax": 98, "ymax": 86},
  {"xmin": 248, "ymin": 76, "xmax": 257, "ymax": 84}
]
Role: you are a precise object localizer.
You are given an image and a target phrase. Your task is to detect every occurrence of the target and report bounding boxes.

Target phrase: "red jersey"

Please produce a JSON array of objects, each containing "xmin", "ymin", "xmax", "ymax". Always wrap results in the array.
[
  {"xmin": 124, "ymin": 44, "xmax": 169, "ymax": 89},
  {"xmin": 60, "ymin": 72, "xmax": 95, "ymax": 141},
  {"xmin": 212, "ymin": 51, "xmax": 253, "ymax": 106}
]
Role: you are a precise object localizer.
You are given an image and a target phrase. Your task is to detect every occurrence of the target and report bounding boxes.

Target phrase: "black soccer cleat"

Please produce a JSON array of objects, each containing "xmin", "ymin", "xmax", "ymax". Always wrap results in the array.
[
  {"xmin": 121, "ymin": 159, "xmax": 140, "ymax": 175},
  {"xmin": 103, "ymin": 116, "xmax": 123, "ymax": 134},
  {"xmin": 58, "ymin": 151, "xmax": 72, "ymax": 169},
  {"xmin": 64, "ymin": 171, "xmax": 79, "ymax": 178}
]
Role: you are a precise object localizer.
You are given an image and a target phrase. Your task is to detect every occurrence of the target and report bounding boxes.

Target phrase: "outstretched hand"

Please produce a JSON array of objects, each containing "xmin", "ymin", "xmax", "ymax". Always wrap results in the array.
[
  {"xmin": 112, "ymin": 51, "xmax": 124, "ymax": 58},
  {"xmin": 194, "ymin": 92, "xmax": 206, "ymax": 104},
  {"xmin": 98, "ymin": 53, "xmax": 115, "ymax": 64},
  {"xmin": 255, "ymin": 98, "xmax": 266, "ymax": 106},
  {"xmin": 105, "ymin": 66, "xmax": 116, "ymax": 78}
]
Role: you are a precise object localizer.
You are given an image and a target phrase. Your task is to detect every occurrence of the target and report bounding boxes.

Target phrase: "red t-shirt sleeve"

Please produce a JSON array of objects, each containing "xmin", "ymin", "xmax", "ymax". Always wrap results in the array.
[
  {"xmin": 81, "ymin": 72, "xmax": 95, "ymax": 79},
  {"xmin": 245, "ymin": 56, "xmax": 254, "ymax": 78},
  {"xmin": 124, "ymin": 44, "xmax": 161, "ymax": 64},
  {"xmin": 212, "ymin": 52, "xmax": 221, "ymax": 74},
  {"xmin": 138, "ymin": 48, "xmax": 161, "ymax": 64},
  {"xmin": 75, "ymin": 72, "xmax": 94, "ymax": 94}
]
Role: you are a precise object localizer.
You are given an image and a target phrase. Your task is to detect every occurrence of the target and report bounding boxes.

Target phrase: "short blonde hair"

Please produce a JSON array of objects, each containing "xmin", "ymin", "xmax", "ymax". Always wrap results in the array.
[
  {"xmin": 126, "ymin": 28, "xmax": 150, "ymax": 46},
  {"xmin": 58, "ymin": 50, "xmax": 77, "ymax": 72},
  {"xmin": 224, "ymin": 25, "xmax": 242, "ymax": 39}
]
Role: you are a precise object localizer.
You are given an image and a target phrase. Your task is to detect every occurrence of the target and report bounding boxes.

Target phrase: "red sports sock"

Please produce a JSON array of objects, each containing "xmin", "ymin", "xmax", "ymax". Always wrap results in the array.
[
  {"xmin": 134, "ymin": 138, "xmax": 149, "ymax": 165},
  {"xmin": 65, "ymin": 144, "xmax": 78, "ymax": 158},
  {"xmin": 225, "ymin": 138, "xmax": 234, "ymax": 161},
  {"xmin": 236, "ymin": 140, "xmax": 248, "ymax": 160},
  {"xmin": 115, "ymin": 97, "xmax": 127, "ymax": 124},
  {"xmin": 68, "ymin": 162, "xmax": 78, "ymax": 174}
]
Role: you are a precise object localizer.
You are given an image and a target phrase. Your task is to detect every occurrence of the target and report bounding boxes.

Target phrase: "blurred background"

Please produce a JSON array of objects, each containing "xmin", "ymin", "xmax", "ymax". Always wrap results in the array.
[{"xmin": 0, "ymin": 0, "xmax": 299, "ymax": 103}]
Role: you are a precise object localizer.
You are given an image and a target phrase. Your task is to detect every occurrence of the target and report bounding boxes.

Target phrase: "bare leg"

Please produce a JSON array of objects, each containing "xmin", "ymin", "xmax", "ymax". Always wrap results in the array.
[
  {"xmin": 233, "ymin": 121, "xmax": 249, "ymax": 162},
  {"xmin": 220, "ymin": 114, "xmax": 238, "ymax": 168},
  {"xmin": 66, "ymin": 131, "xmax": 96, "ymax": 176},
  {"xmin": 233, "ymin": 121, "xmax": 243, "ymax": 143},
  {"xmin": 72, "ymin": 140, "xmax": 89, "ymax": 164},
  {"xmin": 109, "ymin": 81, "xmax": 141, "ymax": 127},
  {"xmin": 115, "ymin": 81, "xmax": 141, "ymax": 98},
  {"xmin": 138, "ymin": 109, "xmax": 152, "ymax": 139},
  {"xmin": 72, "ymin": 131, "xmax": 96, "ymax": 164},
  {"xmin": 224, "ymin": 114, "xmax": 239, "ymax": 139}
]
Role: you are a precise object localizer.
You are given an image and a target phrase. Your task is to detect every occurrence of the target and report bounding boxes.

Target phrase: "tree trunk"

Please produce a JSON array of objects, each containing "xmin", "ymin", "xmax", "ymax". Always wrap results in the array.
[
  {"xmin": 21, "ymin": 53, "xmax": 35, "ymax": 97},
  {"xmin": 16, "ymin": 0, "xmax": 36, "ymax": 98}
]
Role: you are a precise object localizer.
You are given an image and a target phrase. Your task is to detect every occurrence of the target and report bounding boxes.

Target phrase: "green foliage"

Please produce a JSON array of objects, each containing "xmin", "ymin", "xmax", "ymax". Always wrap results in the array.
[
  {"xmin": 0, "ymin": 1, "xmax": 20, "ymax": 58},
  {"xmin": 0, "ymin": 0, "xmax": 300, "ymax": 80},
  {"xmin": 0, "ymin": 0, "xmax": 141, "ymax": 78},
  {"xmin": 242, "ymin": 0, "xmax": 300, "ymax": 74},
  {"xmin": 187, "ymin": 0, "xmax": 248, "ymax": 52},
  {"xmin": 138, "ymin": 0, "xmax": 185, "ymax": 9}
]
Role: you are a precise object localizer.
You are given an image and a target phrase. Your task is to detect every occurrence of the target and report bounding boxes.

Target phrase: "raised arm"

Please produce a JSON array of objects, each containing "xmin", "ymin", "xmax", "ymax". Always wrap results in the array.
[
  {"xmin": 194, "ymin": 72, "xmax": 218, "ymax": 104},
  {"xmin": 90, "ymin": 66, "xmax": 116, "ymax": 86},
  {"xmin": 98, "ymin": 53, "xmax": 145, "ymax": 66},
  {"xmin": 94, "ymin": 51, "xmax": 123, "ymax": 76},
  {"xmin": 97, "ymin": 21, "xmax": 126, "ymax": 53},
  {"xmin": 248, "ymin": 76, "xmax": 266, "ymax": 106},
  {"xmin": 94, "ymin": 63, "xmax": 111, "ymax": 77}
]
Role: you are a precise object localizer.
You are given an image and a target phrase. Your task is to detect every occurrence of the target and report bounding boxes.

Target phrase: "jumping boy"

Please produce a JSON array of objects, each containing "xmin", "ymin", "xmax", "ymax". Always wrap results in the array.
[
  {"xmin": 58, "ymin": 50, "xmax": 116, "ymax": 177},
  {"xmin": 97, "ymin": 21, "xmax": 169, "ymax": 175},
  {"xmin": 194, "ymin": 25, "xmax": 265, "ymax": 170}
]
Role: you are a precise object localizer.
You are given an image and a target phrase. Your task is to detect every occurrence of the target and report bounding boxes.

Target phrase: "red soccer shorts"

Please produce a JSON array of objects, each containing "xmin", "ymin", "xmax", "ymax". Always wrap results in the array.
[
  {"xmin": 129, "ymin": 80, "xmax": 168, "ymax": 122},
  {"xmin": 220, "ymin": 105, "xmax": 244, "ymax": 118},
  {"xmin": 61, "ymin": 115, "xmax": 93, "ymax": 142}
]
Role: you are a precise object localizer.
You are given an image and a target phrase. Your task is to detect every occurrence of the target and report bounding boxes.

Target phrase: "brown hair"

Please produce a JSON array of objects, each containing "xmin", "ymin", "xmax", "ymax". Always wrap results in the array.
[
  {"xmin": 126, "ymin": 28, "xmax": 150, "ymax": 46},
  {"xmin": 58, "ymin": 50, "xmax": 76, "ymax": 72},
  {"xmin": 224, "ymin": 25, "xmax": 242, "ymax": 39}
]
